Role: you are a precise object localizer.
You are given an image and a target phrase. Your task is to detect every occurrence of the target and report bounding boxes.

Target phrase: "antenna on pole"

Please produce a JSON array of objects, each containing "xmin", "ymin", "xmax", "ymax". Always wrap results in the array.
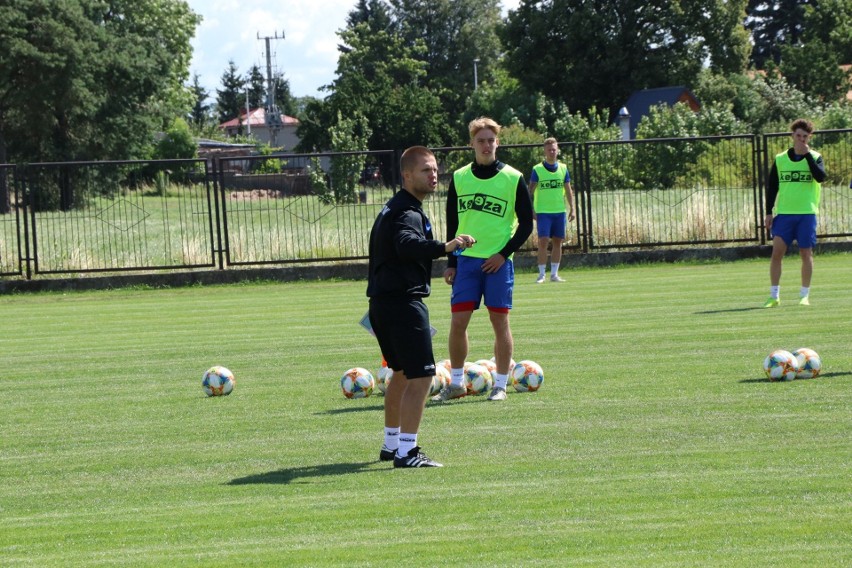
[{"xmin": 257, "ymin": 30, "xmax": 285, "ymax": 147}]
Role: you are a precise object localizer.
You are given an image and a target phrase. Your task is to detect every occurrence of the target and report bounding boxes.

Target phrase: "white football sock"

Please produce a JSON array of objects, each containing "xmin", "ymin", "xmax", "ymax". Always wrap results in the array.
[
  {"xmin": 550, "ymin": 262, "xmax": 560, "ymax": 276},
  {"xmin": 397, "ymin": 433, "xmax": 417, "ymax": 458},
  {"xmin": 493, "ymin": 372, "xmax": 509, "ymax": 390},
  {"xmin": 384, "ymin": 427, "xmax": 399, "ymax": 451},
  {"xmin": 538, "ymin": 264, "xmax": 546, "ymax": 277},
  {"xmin": 450, "ymin": 368, "xmax": 465, "ymax": 388},
  {"xmin": 770, "ymin": 286, "xmax": 780, "ymax": 299},
  {"xmin": 800, "ymin": 286, "xmax": 809, "ymax": 298}
]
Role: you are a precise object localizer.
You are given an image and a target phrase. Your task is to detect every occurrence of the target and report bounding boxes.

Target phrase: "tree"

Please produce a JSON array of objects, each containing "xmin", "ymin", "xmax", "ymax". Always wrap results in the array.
[
  {"xmin": 0, "ymin": 0, "xmax": 200, "ymax": 164},
  {"xmin": 245, "ymin": 64, "xmax": 266, "ymax": 109},
  {"xmin": 215, "ymin": 60, "xmax": 244, "ymax": 125},
  {"xmin": 501, "ymin": 0, "xmax": 751, "ymax": 120},
  {"xmin": 188, "ymin": 73, "xmax": 211, "ymax": 128},
  {"xmin": 297, "ymin": 12, "xmax": 452, "ymax": 152},
  {"xmin": 272, "ymin": 72, "xmax": 297, "ymax": 117},
  {"xmin": 746, "ymin": 0, "xmax": 811, "ymax": 69},
  {"xmin": 389, "ymin": 0, "xmax": 503, "ymax": 115}
]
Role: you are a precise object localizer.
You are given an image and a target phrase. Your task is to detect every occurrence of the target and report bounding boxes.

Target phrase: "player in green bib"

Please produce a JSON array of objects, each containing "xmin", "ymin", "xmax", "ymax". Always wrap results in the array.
[
  {"xmin": 763, "ymin": 118, "xmax": 826, "ymax": 308},
  {"xmin": 432, "ymin": 117, "xmax": 534, "ymax": 402},
  {"xmin": 529, "ymin": 137, "xmax": 576, "ymax": 283}
]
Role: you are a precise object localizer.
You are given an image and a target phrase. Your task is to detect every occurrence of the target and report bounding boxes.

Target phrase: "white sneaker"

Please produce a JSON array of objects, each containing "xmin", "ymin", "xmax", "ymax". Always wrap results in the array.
[
  {"xmin": 430, "ymin": 384, "xmax": 467, "ymax": 402},
  {"xmin": 487, "ymin": 387, "xmax": 507, "ymax": 401},
  {"xmin": 536, "ymin": 275, "xmax": 545, "ymax": 284},
  {"xmin": 550, "ymin": 275, "xmax": 565, "ymax": 282}
]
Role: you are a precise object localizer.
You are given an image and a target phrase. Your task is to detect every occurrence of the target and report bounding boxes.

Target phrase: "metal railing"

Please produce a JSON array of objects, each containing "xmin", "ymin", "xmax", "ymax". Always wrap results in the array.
[{"xmin": 0, "ymin": 130, "xmax": 849, "ymax": 280}]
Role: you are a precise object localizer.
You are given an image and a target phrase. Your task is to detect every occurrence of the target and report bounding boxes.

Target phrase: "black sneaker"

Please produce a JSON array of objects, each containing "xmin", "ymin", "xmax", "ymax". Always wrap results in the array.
[
  {"xmin": 393, "ymin": 446, "xmax": 443, "ymax": 468},
  {"xmin": 379, "ymin": 445, "xmax": 396, "ymax": 461}
]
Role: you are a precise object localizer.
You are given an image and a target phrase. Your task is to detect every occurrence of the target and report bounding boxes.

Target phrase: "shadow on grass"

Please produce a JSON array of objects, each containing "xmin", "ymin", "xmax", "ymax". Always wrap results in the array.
[
  {"xmin": 694, "ymin": 307, "xmax": 766, "ymax": 315},
  {"xmin": 317, "ymin": 403, "xmax": 384, "ymax": 415},
  {"xmin": 228, "ymin": 461, "xmax": 377, "ymax": 485},
  {"xmin": 739, "ymin": 371, "xmax": 850, "ymax": 383}
]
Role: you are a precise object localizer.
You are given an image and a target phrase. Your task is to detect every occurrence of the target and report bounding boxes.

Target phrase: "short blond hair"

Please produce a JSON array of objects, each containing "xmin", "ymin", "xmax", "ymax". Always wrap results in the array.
[
  {"xmin": 468, "ymin": 116, "xmax": 501, "ymax": 139},
  {"xmin": 544, "ymin": 137, "xmax": 558, "ymax": 146}
]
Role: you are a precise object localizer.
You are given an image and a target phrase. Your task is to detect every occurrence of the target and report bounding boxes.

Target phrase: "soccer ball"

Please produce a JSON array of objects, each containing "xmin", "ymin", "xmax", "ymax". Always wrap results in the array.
[
  {"xmin": 437, "ymin": 358, "xmax": 452, "ymax": 373},
  {"xmin": 474, "ymin": 358, "xmax": 497, "ymax": 375},
  {"xmin": 202, "ymin": 366, "xmax": 235, "ymax": 397},
  {"xmin": 376, "ymin": 364, "xmax": 394, "ymax": 394},
  {"xmin": 763, "ymin": 350, "xmax": 799, "ymax": 382},
  {"xmin": 792, "ymin": 348, "xmax": 821, "ymax": 379},
  {"xmin": 430, "ymin": 364, "xmax": 451, "ymax": 396},
  {"xmin": 341, "ymin": 367, "xmax": 375, "ymax": 399},
  {"xmin": 512, "ymin": 360, "xmax": 544, "ymax": 392},
  {"xmin": 465, "ymin": 363, "xmax": 493, "ymax": 396}
]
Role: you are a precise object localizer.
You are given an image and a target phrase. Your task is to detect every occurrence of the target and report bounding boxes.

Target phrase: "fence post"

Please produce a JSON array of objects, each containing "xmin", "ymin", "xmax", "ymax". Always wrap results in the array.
[{"xmin": 211, "ymin": 158, "xmax": 225, "ymax": 270}]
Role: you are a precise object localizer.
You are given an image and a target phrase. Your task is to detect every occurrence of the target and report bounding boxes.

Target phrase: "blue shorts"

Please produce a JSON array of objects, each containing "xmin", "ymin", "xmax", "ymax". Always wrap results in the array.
[
  {"xmin": 450, "ymin": 255, "xmax": 514, "ymax": 312},
  {"xmin": 771, "ymin": 214, "xmax": 817, "ymax": 248},
  {"xmin": 536, "ymin": 212, "xmax": 567, "ymax": 239}
]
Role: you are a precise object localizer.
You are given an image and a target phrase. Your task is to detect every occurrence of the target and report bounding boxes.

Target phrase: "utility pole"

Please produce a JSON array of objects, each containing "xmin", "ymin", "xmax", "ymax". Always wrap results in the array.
[{"xmin": 257, "ymin": 31, "xmax": 284, "ymax": 147}]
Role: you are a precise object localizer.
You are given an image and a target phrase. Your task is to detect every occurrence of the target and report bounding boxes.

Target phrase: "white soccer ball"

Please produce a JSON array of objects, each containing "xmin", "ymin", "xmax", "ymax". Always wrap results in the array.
[
  {"xmin": 376, "ymin": 364, "xmax": 394, "ymax": 394},
  {"xmin": 763, "ymin": 350, "xmax": 798, "ymax": 382},
  {"xmin": 474, "ymin": 358, "xmax": 497, "ymax": 375},
  {"xmin": 512, "ymin": 360, "xmax": 544, "ymax": 392},
  {"xmin": 341, "ymin": 367, "xmax": 375, "ymax": 399},
  {"xmin": 792, "ymin": 348, "xmax": 822, "ymax": 379},
  {"xmin": 202, "ymin": 366, "xmax": 236, "ymax": 397},
  {"xmin": 465, "ymin": 363, "xmax": 493, "ymax": 396},
  {"xmin": 430, "ymin": 365, "xmax": 451, "ymax": 397},
  {"xmin": 490, "ymin": 356, "xmax": 516, "ymax": 374}
]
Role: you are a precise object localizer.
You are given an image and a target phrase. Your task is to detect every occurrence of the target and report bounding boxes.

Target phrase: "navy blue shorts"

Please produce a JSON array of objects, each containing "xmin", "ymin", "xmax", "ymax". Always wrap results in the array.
[
  {"xmin": 771, "ymin": 214, "xmax": 817, "ymax": 248},
  {"xmin": 536, "ymin": 212, "xmax": 567, "ymax": 239},
  {"xmin": 450, "ymin": 255, "xmax": 514, "ymax": 312},
  {"xmin": 369, "ymin": 298, "xmax": 436, "ymax": 379}
]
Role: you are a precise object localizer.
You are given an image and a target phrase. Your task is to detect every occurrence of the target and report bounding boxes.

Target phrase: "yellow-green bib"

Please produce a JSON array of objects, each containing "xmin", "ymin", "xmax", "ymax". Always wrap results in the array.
[
  {"xmin": 453, "ymin": 164, "xmax": 521, "ymax": 258},
  {"xmin": 774, "ymin": 151, "xmax": 821, "ymax": 214},
  {"xmin": 532, "ymin": 162, "xmax": 568, "ymax": 213}
]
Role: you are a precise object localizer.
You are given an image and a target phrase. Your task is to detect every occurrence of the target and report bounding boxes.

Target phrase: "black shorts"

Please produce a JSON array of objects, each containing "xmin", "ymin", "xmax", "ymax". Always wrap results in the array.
[{"xmin": 369, "ymin": 298, "xmax": 436, "ymax": 380}]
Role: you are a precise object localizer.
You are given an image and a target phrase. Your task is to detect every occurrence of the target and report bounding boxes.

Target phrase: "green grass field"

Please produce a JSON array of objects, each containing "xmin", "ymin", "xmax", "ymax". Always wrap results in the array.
[{"xmin": 1, "ymin": 254, "xmax": 850, "ymax": 567}]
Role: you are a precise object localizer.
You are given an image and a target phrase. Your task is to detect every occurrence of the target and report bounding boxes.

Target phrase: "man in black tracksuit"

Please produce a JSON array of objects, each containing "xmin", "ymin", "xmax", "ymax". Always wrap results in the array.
[{"xmin": 367, "ymin": 146, "xmax": 474, "ymax": 468}]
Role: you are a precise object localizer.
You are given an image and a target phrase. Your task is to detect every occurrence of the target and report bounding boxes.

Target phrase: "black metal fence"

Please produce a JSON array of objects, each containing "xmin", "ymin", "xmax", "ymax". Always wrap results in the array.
[{"xmin": 1, "ymin": 131, "xmax": 849, "ymax": 280}]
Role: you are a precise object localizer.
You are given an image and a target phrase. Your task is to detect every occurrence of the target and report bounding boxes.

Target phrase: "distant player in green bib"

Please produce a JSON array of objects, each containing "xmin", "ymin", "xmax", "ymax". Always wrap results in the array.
[
  {"xmin": 529, "ymin": 137, "xmax": 576, "ymax": 283},
  {"xmin": 763, "ymin": 118, "xmax": 826, "ymax": 308}
]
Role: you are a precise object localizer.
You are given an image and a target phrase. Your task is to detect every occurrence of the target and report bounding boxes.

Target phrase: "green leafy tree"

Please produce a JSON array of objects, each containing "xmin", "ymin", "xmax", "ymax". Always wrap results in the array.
[
  {"xmin": 328, "ymin": 110, "xmax": 372, "ymax": 203},
  {"xmin": 0, "ymin": 0, "xmax": 199, "ymax": 164},
  {"xmin": 273, "ymin": 72, "xmax": 297, "ymax": 117},
  {"xmin": 155, "ymin": 117, "xmax": 196, "ymax": 161},
  {"xmin": 501, "ymin": 0, "xmax": 749, "ymax": 120}
]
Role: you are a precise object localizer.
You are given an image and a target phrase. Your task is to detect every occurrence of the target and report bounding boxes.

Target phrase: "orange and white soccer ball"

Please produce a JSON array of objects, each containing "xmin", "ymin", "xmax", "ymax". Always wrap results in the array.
[
  {"xmin": 792, "ymin": 348, "xmax": 821, "ymax": 379},
  {"xmin": 430, "ymin": 365, "xmax": 451, "ymax": 397},
  {"xmin": 376, "ymin": 364, "xmax": 394, "ymax": 394},
  {"xmin": 465, "ymin": 363, "xmax": 493, "ymax": 396},
  {"xmin": 341, "ymin": 367, "xmax": 375, "ymax": 399},
  {"xmin": 763, "ymin": 350, "xmax": 798, "ymax": 382},
  {"xmin": 512, "ymin": 360, "xmax": 544, "ymax": 392}
]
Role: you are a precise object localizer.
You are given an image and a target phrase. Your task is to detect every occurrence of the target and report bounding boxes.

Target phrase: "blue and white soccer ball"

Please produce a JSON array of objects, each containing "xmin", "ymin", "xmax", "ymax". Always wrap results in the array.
[
  {"xmin": 792, "ymin": 348, "xmax": 821, "ymax": 379},
  {"xmin": 202, "ymin": 366, "xmax": 236, "ymax": 397},
  {"xmin": 763, "ymin": 350, "xmax": 798, "ymax": 382},
  {"xmin": 465, "ymin": 363, "xmax": 493, "ymax": 396},
  {"xmin": 341, "ymin": 367, "xmax": 375, "ymax": 399},
  {"xmin": 512, "ymin": 360, "xmax": 544, "ymax": 392}
]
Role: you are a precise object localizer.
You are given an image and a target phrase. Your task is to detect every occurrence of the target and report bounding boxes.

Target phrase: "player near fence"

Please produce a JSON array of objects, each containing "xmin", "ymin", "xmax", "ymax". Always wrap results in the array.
[
  {"xmin": 367, "ymin": 146, "xmax": 474, "ymax": 467},
  {"xmin": 763, "ymin": 118, "xmax": 827, "ymax": 308},
  {"xmin": 529, "ymin": 137, "xmax": 576, "ymax": 283},
  {"xmin": 434, "ymin": 117, "xmax": 534, "ymax": 403}
]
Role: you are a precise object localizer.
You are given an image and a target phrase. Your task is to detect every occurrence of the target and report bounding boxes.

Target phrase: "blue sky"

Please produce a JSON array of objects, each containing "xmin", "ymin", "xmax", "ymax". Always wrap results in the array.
[{"xmin": 185, "ymin": 0, "xmax": 520, "ymax": 103}]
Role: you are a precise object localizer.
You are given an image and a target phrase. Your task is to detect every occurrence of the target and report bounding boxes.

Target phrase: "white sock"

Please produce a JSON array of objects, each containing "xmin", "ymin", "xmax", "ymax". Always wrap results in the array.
[
  {"xmin": 450, "ymin": 368, "xmax": 465, "ymax": 388},
  {"xmin": 550, "ymin": 262, "xmax": 560, "ymax": 276},
  {"xmin": 493, "ymin": 372, "xmax": 509, "ymax": 390},
  {"xmin": 800, "ymin": 286, "xmax": 809, "ymax": 298},
  {"xmin": 383, "ymin": 427, "xmax": 399, "ymax": 451},
  {"xmin": 538, "ymin": 264, "xmax": 546, "ymax": 277},
  {"xmin": 770, "ymin": 286, "xmax": 780, "ymax": 300},
  {"xmin": 397, "ymin": 433, "xmax": 417, "ymax": 458}
]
